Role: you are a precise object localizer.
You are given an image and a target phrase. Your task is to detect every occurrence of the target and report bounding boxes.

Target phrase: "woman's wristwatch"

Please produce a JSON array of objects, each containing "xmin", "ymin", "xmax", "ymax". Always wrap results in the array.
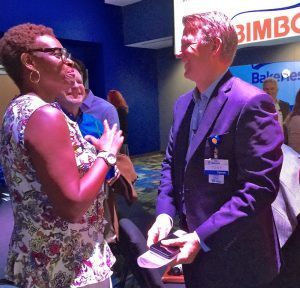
[{"xmin": 97, "ymin": 151, "xmax": 117, "ymax": 166}]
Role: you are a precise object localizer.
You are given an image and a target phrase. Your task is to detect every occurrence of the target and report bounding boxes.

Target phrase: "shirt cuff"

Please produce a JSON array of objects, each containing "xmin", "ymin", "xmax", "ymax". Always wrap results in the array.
[
  {"xmin": 193, "ymin": 231, "xmax": 211, "ymax": 252},
  {"xmin": 157, "ymin": 213, "xmax": 173, "ymax": 228}
]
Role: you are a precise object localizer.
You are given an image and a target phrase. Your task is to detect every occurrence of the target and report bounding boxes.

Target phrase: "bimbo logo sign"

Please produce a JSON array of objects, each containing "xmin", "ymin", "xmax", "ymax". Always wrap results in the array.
[
  {"xmin": 174, "ymin": 0, "xmax": 300, "ymax": 54},
  {"xmin": 232, "ymin": 4, "xmax": 300, "ymax": 46}
]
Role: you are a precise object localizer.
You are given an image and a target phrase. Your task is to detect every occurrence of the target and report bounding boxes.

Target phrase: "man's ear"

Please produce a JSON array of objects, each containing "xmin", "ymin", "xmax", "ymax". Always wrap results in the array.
[
  {"xmin": 20, "ymin": 52, "xmax": 36, "ymax": 71},
  {"xmin": 211, "ymin": 37, "xmax": 222, "ymax": 56}
]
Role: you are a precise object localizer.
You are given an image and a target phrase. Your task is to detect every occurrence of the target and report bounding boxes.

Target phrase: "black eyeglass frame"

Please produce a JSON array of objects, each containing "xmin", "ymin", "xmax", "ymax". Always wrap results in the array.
[
  {"xmin": 180, "ymin": 42, "xmax": 199, "ymax": 53},
  {"xmin": 26, "ymin": 47, "xmax": 71, "ymax": 62}
]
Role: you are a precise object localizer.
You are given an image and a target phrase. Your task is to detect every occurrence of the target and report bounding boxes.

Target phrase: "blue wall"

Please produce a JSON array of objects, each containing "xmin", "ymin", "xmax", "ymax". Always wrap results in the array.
[
  {"xmin": 123, "ymin": 0, "xmax": 173, "ymax": 44},
  {"xmin": 0, "ymin": 0, "xmax": 160, "ymax": 155}
]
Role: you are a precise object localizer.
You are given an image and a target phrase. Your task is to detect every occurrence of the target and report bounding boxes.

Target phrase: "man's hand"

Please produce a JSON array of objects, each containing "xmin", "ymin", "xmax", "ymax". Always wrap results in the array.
[
  {"xmin": 161, "ymin": 232, "xmax": 201, "ymax": 265},
  {"xmin": 147, "ymin": 214, "xmax": 173, "ymax": 247}
]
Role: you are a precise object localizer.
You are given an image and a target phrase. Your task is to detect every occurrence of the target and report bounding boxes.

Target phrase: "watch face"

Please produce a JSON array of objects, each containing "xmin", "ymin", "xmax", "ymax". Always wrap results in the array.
[
  {"xmin": 98, "ymin": 152, "xmax": 116, "ymax": 166},
  {"xmin": 107, "ymin": 153, "xmax": 116, "ymax": 165}
]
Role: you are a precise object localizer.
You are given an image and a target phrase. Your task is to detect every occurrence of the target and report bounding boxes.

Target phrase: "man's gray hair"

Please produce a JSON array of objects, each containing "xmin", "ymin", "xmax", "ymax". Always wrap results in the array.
[
  {"xmin": 182, "ymin": 11, "xmax": 238, "ymax": 65},
  {"xmin": 263, "ymin": 77, "xmax": 278, "ymax": 87}
]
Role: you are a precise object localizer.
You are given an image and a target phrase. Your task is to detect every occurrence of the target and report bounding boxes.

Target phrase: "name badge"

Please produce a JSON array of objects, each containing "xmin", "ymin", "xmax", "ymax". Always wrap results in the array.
[
  {"xmin": 208, "ymin": 174, "xmax": 224, "ymax": 184},
  {"xmin": 204, "ymin": 159, "xmax": 229, "ymax": 176}
]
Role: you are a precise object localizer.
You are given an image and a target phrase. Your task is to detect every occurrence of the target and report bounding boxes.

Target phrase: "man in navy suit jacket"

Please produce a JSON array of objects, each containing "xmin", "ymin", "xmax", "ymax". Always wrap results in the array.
[
  {"xmin": 147, "ymin": 12, "xmax": 283, "ymax": 288},
  {"xmin": 263, "ymin": 77, "xmax": 290, "ymax": 128}
]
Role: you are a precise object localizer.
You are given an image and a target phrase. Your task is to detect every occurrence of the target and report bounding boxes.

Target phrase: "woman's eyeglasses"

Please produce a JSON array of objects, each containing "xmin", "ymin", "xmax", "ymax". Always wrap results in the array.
[{"xmin": 26, "ymin": 47, "xmax": 71, "ymax": 62}]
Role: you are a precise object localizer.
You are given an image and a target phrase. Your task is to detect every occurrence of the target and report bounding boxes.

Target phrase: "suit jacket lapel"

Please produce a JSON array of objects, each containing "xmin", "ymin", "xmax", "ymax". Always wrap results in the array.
[
  {"xmin": 176, "ymin": 92, "xmax": 194, "ymax": 128},
  {"xmin": 186, "ymin": 72, "xmax": 233, "ymax": 164},
  {"xmin": 174, "ymin": 94, "xmax": 195, "ymax": 178}
]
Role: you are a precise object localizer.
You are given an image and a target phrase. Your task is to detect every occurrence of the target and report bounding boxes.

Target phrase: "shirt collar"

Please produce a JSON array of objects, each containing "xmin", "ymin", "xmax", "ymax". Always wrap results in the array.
[
  {"xmin": 56, "ymin": 103, "xmax": 83, "ymax": 123},
  {"xmin": 81, "ymin": 89, "xmax": 94, "ymax": 108},
  {"xmin": 192, "ymin": 88, "xmax": 201, "ymax": 102},
  {"xmin": 192, "ymin": 70, "xmax": 228, "ymax": 103}
]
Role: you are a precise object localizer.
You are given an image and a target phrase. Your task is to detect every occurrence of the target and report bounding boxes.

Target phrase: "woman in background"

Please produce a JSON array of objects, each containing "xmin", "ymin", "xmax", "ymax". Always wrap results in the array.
[
  {"xmin": 284, "ymin": 89, "xmax": 300, "ymax": 154},
  {"xmin": 0, "ymin": 23, "xmax": 122, "ymax": 288},
  {"xmin": 107, "ymin": 90, "xmax": 129, "ymax": 155}
]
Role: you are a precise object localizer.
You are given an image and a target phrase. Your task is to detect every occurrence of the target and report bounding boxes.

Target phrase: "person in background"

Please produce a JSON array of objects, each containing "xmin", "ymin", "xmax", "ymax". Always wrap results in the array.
[
  {"xmin": 147, "ymin": 11, "xmax": 283, "ymax": 288},
  {"xmin": 56, "ymin": 59, "xmax": 103, "ymax": 138},
  {"xmin": 271, "ymin": 144, "xmax": 300, "ymax": 247},
  {"xmin": 283, "ymin": 89, "xmax": 300, "ymax": 154},
  {"xmin": 267, "ymin": 143, "xmax": 300, "ymax": 288},
  {"xmin": 107, "ymin": 90, "xmax": 129, "ymax": 155},
  {"xmin": 263, "ymin": 77, "xmax": 290, "ymax": 129},
  {"xmin": 0, "ymin": 23, "xmax": 123, "ymax": 288},
  {"xmin": 78, "ymin": 61, "xmax": 120, "ymax": 130}
]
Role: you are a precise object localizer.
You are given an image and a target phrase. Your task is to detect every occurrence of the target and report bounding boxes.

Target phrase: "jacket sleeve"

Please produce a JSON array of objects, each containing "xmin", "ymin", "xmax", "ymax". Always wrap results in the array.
[{"xmin": 156, "ymin": 101, "xmax": 179, "ymax": 219}]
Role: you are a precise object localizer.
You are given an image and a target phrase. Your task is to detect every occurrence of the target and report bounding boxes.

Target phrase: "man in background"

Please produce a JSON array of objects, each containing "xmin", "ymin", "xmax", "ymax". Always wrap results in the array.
[
  {"xmin": 263, "ymin": 77, "xmax": 290, "ymax": 128},
  {"xmin": 56, "ymin": 60, "xmax": 104, "ymax": 139},
  {"xmin": 74, "ymin": 59, "xmax": 120, "ymax": 129},
  {"xmin": 147, "ymin": 11, "xmax": 283, "ymax": 288}
]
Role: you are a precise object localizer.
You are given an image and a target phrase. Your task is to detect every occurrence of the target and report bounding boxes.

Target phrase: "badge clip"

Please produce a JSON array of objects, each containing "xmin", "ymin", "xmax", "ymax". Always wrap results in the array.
[{"xmin": 208, "ymin": 135, "xmax": 222, "ymax": 159}]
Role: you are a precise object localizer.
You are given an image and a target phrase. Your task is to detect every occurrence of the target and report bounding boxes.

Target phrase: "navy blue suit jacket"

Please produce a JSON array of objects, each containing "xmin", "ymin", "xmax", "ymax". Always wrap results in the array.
[{"xmin": 156, "ymin": 72, "xmax": 283, "ymax": 287}]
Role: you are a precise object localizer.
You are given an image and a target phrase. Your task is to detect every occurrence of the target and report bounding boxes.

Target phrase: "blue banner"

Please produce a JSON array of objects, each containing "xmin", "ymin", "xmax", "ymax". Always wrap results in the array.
[{"xmin": 230, "ymin": 61, "xmax": 300, "ymax": 105}]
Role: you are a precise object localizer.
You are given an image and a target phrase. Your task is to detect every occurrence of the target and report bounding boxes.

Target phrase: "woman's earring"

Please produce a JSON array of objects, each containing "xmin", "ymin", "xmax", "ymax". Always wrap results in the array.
[{"xmin": 29, "ymin": 70, "xmax": 40, "ymax": 84}]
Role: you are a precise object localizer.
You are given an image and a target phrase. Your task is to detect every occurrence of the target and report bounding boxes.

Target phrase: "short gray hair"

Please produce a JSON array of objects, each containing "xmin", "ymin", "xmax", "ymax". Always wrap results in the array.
[
  {"xmin": 263, "ymin": 77, "xmax": 278, "ymax": 87},
  {"xmin": 182, "ymin": 11, "xmax": 238, "ymax": 65}
]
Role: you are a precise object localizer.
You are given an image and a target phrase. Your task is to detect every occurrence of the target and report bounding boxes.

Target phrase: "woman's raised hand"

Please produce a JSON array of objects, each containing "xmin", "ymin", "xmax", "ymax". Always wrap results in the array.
[{"xmin": 85, "ymin": 120, "xmax": 123, "ymax": 154}]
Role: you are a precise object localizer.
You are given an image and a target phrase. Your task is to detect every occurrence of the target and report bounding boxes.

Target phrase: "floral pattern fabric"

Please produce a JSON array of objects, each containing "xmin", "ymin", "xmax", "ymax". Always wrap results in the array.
[{"xmin": 0, "ymin": 94, "xmax": 115, "ymax": 288}]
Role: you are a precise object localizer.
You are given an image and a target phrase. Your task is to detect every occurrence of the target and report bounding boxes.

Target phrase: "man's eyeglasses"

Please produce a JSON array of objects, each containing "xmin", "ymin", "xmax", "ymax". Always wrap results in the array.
[
  {"xmin": 26, "ymin": 47, "xmax": 71, "ymax": 62},
  {"xmin": 180, "ymin": 42, "xmax": 198, "ymax": 52}
]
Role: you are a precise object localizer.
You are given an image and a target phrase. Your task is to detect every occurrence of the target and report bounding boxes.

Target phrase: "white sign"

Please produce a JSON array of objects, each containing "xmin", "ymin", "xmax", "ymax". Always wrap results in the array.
[{"xmin": 174, "ymin": 0, "xmax": 300, "ymax": 55}]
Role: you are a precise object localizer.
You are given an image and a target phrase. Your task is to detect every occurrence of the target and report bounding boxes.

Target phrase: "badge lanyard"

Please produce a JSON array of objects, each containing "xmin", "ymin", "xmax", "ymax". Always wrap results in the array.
[{"xmin": 209, "ymin": 135, "xmax": 221, "ymax": 159}]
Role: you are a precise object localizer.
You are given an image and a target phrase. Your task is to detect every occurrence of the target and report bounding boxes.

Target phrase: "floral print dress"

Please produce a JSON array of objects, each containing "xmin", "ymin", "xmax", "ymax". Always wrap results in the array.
[{"xmin": 0, "ymin": 94, "xmax": 115, "ymax": 288}]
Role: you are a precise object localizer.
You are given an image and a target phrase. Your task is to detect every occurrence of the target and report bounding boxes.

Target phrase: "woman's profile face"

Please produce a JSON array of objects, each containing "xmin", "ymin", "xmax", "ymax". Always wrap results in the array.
[{"xmin": 29, "ymin": 34, "xmax": 75, "ymax": 93}]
